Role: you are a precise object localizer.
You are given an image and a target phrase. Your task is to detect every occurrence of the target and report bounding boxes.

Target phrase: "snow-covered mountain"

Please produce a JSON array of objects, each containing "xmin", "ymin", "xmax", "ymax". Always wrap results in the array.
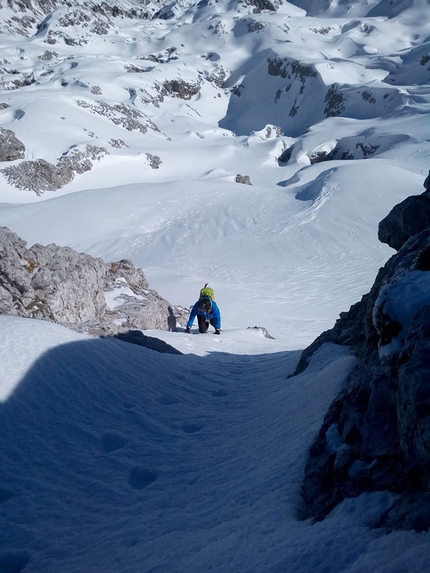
[
  {"xmin": 1, "ymin": 0, "xmax": 429, "ymax": 345},
  {"xmin": 1, "ymin": 0, "xmax": 430, "ymax": 571}
]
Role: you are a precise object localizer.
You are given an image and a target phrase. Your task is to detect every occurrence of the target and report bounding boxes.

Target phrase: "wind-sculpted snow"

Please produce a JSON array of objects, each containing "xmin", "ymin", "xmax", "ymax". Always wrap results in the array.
[
  {"xmin": 220, "ymin": 47, "xmax": 414, "ymax": 138},
  {"xmin": 287, "ymin": 0, "xmax": 420, "ymax": 18}
]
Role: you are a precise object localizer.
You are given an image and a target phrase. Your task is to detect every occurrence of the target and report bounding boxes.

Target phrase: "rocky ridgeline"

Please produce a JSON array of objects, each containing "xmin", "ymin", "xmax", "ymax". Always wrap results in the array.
[
  {"xmin": 297, "ymin": 177, "xmax": 430, "ymax": 531},
  {"xmin": 0, "ymin": 226, "xmax": 188, "ymax": 339}
]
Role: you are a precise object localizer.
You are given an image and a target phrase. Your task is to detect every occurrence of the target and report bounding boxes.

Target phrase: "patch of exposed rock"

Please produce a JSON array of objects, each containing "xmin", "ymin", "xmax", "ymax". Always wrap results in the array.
[
  {"xmin": 0, "ymin": 226, "xmax": 188, "ymax": 337},
  {"xmin": 75, "ymin": 100, "xmax": 158, "ymax": 134},
  {"xmin": 235, "ymin": 174, "xmax": 252, "ymax": 185},
  {"xmin": 0, "ymin": 127, "xmax": 25, "ymax": 161},
  {"xmin": 297, "ymin": 181, "xmax": 430, "ymax": 531},
  {"xmin": 0, "ymin": 1, "xmax": 158, "ymax": 39},
  {"xmin": 159, "ymin": 79, "xmax": 201, "ymax": 101},
  {"xmin": 0, "ymin": 145, "xmax": 107, "ymax": 194},
  {"xmin": 245, "ymin": 0, "xmax": 282, "ymax": 12},
  {"xmin": 247, "ymin": 326, "xmax": 274, "ymax": 339},
  {"xmin": 146, "ymin": 153, "xmax": 162, "ymax": 169}
]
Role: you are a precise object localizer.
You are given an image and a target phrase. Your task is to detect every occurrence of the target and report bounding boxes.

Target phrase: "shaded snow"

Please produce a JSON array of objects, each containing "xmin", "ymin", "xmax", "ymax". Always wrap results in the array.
[{"xmin": 1, "ymin": 0, "xmax": 430, "ymax": 570}]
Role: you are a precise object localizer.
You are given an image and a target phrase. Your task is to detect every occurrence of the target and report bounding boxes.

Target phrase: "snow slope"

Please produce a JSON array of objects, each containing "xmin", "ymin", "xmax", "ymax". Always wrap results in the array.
[
  {"xmin": 3, "ymin": 315, "xmax": 430, "ymax": 573},
  {"xmin": 0, "ymin": 0, "xmax": 430, "ymax": 570}
]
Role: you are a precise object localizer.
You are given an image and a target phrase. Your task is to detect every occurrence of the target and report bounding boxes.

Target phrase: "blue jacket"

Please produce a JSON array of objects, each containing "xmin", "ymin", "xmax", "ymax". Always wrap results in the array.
[{"xmin": 187, "ymin": 300, "xmax": 221, "ymax": 329}]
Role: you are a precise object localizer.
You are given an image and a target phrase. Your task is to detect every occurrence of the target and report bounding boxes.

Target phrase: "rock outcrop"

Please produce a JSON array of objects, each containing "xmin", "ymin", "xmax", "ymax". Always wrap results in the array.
[
  {"xmin": 298, "ymin": 182, "xmax": 430, "ymax": 532},
  {"xmin": 0, "ymin": 127, "xmax": 25, "ymax": 162},
  {"xmin": 378, "ymin": 192, "xmax": 430, "ymax": 251},
  {"xmin": 235, "ymin": 174, "xmax": 252, "ymax": 185},
  {"xmin": 1, "ymin": 145, "xmax": 107, "ymax": 195},
  {"xmin": 0, "ymin": 226, "xmax": 188, "ymax": 336}
]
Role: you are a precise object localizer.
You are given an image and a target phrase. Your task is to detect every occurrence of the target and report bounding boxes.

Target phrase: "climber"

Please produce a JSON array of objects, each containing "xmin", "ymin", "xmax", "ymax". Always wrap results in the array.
[{"xmin": 185, "ymin": 284, "xmax": 221, "ymax": 334}]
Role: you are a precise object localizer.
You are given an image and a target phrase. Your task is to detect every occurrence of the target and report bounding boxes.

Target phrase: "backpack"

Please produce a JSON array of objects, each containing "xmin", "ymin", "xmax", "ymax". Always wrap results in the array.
[
  {"xmin": 200, "ymin": 283, "xmax": 215, "ymax": 301},
  {"xmin": 197, "ymin": 283, "xmax": 215, "ymax": 312}
]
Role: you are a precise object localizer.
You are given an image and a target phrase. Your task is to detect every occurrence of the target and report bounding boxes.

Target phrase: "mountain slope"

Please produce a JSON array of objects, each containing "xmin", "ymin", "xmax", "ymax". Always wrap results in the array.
[{"xmin": 1, "ymin": 0, "xmax": 429, "ymax": 345}]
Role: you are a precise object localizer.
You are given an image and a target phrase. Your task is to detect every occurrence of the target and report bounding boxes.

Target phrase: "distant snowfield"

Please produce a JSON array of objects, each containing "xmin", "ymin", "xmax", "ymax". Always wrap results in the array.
[
  {"xmin": 1, "ymin": 0, "xmax": 430, "ymax": 570},
  {"xmin": 0, "ymin": 162, "xmax": 420, "ymax": 347}
]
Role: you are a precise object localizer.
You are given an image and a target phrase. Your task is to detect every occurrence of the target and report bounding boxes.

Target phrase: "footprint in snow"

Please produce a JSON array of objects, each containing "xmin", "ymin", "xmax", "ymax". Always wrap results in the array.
[
  {"xmin": 0, "ymin": 551, "xmax": 30, "ymax": 573},
  {"xmin": 0, "ymin": 488, "xmax": 15, "ymax": 504},
  {"xmin": 156, "ymin": 395, "xmax": 180, "ymax": 405},
  {"xmin": 101, "ymin": 432, "xmax": 129, "ymax": 453},
  {"xmin": 211, "ymin": 389, "xmax": 229, "ymax": 397},
  {"xmin": 182, "ymin": 422, "xmax": 204, "ymax": 434},
  {"xmin": 128, "ymin": 466, "xmax": 158, "ymax": 490}
]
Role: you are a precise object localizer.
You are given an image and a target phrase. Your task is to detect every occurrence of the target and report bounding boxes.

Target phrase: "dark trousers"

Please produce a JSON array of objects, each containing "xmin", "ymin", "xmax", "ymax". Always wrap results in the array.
[{"xmin": 198, "ymin": 315, "xmax": 217, "ymax": 333}]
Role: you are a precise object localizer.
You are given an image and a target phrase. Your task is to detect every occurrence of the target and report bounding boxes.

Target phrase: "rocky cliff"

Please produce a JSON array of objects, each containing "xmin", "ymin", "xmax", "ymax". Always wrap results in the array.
[
  {"xmin": 298, "ymin": 178, "xmax": 430, "ymax": 531},
  {"xmin": 0, "ymin": 226, "xmax": 188, "ymax": 337}
]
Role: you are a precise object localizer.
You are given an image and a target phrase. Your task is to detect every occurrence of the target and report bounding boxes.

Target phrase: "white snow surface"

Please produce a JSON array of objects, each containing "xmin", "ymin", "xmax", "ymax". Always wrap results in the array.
[
  {"xmin": 1, "ymin": 0, "xmax": 430, "ymax": 570},
  {"xmin": 2, "ymin": 314, "xmax": 430, "ymax": 573}
]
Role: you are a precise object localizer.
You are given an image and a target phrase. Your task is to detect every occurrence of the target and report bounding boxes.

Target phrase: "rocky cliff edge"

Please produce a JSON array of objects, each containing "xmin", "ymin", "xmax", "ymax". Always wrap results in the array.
[{"xmin": 0, "ymin": 226, "xmax": 188, "ymax": 339}]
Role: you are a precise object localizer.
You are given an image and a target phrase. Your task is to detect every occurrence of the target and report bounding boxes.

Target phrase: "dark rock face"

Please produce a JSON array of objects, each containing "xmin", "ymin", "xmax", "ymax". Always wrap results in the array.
[
  {"xmin": 378, "ymin": 193, "xmax": 430, "ymax": 251},
  {"xmin": 298, "ymin": 199, "xmax": 430, "ymax": 531},
  {"xmin": 0, "ymin": 226, "xmax": 188, "ymax": 336},
  {"xmin": 424, "ymin": 170, "xmax": 430, "ymax": 192}
]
